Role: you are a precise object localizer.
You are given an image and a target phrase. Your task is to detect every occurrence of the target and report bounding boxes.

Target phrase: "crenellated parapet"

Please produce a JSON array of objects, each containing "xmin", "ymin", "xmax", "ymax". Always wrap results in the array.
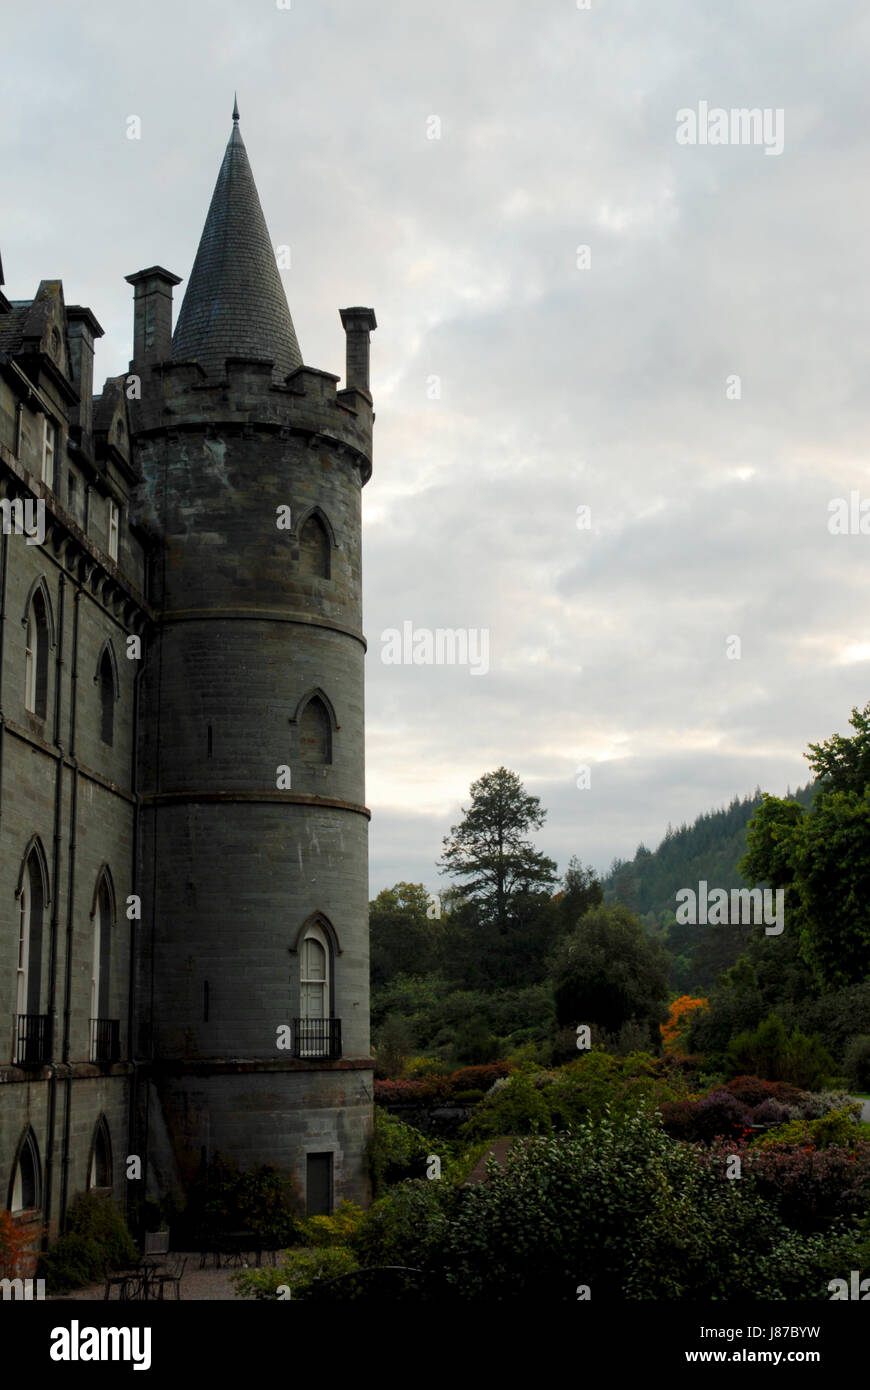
[{"xmin": 127, "ymin": 352, "xmax": 374, "ymax": 478}]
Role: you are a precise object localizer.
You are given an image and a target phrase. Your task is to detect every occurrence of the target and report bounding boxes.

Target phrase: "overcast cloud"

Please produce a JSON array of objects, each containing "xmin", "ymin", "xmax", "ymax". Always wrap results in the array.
[{"xmin": 5, "ymin": 0, "xmax": 870, "ymax": 898}]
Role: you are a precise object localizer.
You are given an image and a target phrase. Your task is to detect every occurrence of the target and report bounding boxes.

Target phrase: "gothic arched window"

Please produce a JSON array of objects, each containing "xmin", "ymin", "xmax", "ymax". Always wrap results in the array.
[
  {"xmin": 9, "ymin": 1128, "xmax": 41, "ymax": 1212},
  {"xmin": 16, "ymin": 844, "xmax": 47, "ymax": 1024},
  {"xmin": 99, "ymin": 648, "xmax": 116, "ymax": 745},
  {"xmin": 299, "ymin": 695, "xmax": 332, "ymax": 765},
  {"xmin": 298, "ymin": 511, "xmax": 331, "ymax": 579},
  {"xmin": 24, "ymin": 588, "xmax": 49, "ymax": 718},
  {"xmin": 91, "ymin": 874, "xmax": 113, "ymax": 1025},
  {"xmin": 298, "ymin": 922, "xmax": 332, "ymax": 1057},
  {"xmin": 88, "ymin": 1117, "xmax": 112, "ymax": 1190}
]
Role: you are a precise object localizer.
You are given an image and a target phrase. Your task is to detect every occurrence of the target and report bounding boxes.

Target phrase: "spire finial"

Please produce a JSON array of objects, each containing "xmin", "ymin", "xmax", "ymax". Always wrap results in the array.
[{"xmin": 232, "ymin": 92, "xmax": 239, "ymax": 123}]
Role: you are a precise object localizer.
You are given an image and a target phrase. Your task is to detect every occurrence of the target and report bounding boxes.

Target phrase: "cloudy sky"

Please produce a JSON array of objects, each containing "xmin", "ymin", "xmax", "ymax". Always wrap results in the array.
[{"xmin": 5, "ymin": 0, "xmax": 870, "ymax": 898}]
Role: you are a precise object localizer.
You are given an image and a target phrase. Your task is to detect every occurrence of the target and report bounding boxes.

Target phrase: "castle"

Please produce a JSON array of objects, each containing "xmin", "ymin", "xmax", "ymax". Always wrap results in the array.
[{"xmin": 0, "ymin": 102, "xmax": 375, "ymax": 1252}]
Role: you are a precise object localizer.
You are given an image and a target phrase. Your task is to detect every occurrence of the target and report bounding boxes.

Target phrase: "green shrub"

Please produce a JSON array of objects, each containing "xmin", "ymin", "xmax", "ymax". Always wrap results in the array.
[
  {"xmin": 231, "ymin": 1246, "xmax": 358, "ymax": 1299},
  {"xmin": 296, "ymin": 1202, "xmax": 365, "ymax": 1248},
  {"xmin": 350, "ymin": 1108, "xmax": 868, "ymax": 1300},
  {"xmin": 442, "ymin": 1138, "xmax": 494, "ymax": 1185},
  {"xmin": 402, "ymin": 1056, "xmax": 449, "ymax": 1079},
  {"xmin": 453, "ymin": 1089, "xmax": 485, "ymax": 1105},
  {"xmin": 184, "ymin": 1155, "xmax": 299, "ymax": 1248},
  {"xmin": 461, "ymin": 1070, "xmax": 552, "ymax": 1140},
  {"xmin": 750, "ymin": 1104, "xmax": 863, "ymax": 1152},
  {"xmin": 38, "ymin": 1192, "xmax": 138, "ymax": 1293},
  {"xmin": 504, "ymin": 1039, "xmax": 553, "ymax": 1069},
  {"xmin": 353, "ymin": 1179, "xmax": 457, "ymax": 1270},
  {"xmin": 367, "ymin": 1110, "xmax": 432, "ymax": 1196},
  {"xmin": 440, "ymin": 1113, "xmax": 863, "ymax": 1299},
  {"xmin": 727, "ymin": 1014, "xmax": 836, "ymax": 1090},
  {"xmin": 374, "ymin": 1013, "xmax": 415, "ymax": 1078},
  {"xmin": 844, "ymin": 1035, "xmax": 870, "ymax": 1092}
]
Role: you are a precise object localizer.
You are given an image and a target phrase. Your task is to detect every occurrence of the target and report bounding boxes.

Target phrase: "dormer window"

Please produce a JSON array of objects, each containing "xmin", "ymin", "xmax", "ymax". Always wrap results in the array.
[
  {"xmin": 107, "ymin": 499, "xmax": 119, "ymax": 562},
  {"xmin": 41, "ymin": 418, "xmax": 55, "ymax": 490}
]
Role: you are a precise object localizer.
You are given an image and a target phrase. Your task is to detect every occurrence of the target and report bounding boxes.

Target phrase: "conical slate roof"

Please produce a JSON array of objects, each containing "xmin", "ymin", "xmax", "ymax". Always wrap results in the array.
[{"xmin": 172, "ymin": 107, "xmax": 302, "ymax": 379}]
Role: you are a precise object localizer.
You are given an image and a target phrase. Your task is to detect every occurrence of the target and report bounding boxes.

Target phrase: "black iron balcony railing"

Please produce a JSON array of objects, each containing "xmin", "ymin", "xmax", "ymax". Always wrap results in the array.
[
  {"xmin": 293, "ymin": 1018, "xmax": 342, "ymax": 1060},
  {"xmin": 15, "ymin": 1014, "xmax": 51, "ymax": 1067},
  {"xmin": 90, "ymin": 1018, "xmax": 121, "ymax": 1065}
]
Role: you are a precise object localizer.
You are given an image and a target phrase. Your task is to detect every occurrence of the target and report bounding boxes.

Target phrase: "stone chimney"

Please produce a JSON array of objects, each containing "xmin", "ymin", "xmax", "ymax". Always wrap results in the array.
[
  {"xmin": 125, "ymin": 266, "xmax": 182, "ymax": 369},
  {"xmin": 66, "ymin": 305, "xmax": 104, "ymax": 438},
  {"xmin": 339, "ymin": 307, "xmax": 377, "ymax": 395}
]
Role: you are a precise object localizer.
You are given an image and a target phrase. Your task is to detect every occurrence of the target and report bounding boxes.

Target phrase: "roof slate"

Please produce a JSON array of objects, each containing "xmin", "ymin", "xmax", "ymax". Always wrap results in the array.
[{"xmin": 172, "ymin": 121, "xmax": 302, "ymax": 380}]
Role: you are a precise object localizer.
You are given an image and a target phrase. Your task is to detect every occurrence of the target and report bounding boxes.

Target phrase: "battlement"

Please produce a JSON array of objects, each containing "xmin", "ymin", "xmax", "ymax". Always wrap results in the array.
[{"xmin": 126, "ymin": 352, "xmax": 374, "ymax": 478}]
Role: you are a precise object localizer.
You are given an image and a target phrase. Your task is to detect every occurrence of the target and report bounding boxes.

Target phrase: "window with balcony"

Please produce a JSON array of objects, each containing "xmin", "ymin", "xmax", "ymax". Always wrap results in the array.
[
  {"xmin": 294, "ymin": 917, "xmax": 341, "ymax": 1059},
  {"xmin": 14, "ymin": 842, "xmax": 49, "ymax": 1066}
]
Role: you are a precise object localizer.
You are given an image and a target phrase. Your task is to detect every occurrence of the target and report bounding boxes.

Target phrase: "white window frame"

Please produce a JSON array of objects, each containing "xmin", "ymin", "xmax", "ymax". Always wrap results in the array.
[
  {"xmin": 107, "ymin": 498, "xmax": 119, "ymax": 562},
  {"xmin": 41, "ymin": 417, "xmax": 55, "ymax": 490},
  {"xmin": 90, "ymin": 901, "xmax": 101, "ymax": 1025},
  {"xmin": 24, "ymin": 614, "xmax": 36, "ymax": 712},
  {"xmin": 11, "ymin": 1161, "xmax": 23, "ymax": 1212},
  {"xmin": 16, "ymin": 883, "xmax": 30, "ymax": 1018},
  {"xmin": 299, "ymin": 926, "xmax": 329, "ymax": 1057}
]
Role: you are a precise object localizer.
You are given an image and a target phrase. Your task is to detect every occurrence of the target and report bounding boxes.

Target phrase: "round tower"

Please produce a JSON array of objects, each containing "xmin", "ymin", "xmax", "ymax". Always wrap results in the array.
[{"xmin": 128, "ymin": 105, "xmax": 376, "ymax": 1213}]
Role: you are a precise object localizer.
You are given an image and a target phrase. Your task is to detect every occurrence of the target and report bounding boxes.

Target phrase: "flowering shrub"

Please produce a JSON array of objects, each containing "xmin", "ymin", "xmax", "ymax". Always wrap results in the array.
[
  {"xmin": 743, "ymin": 1142, "xmax": 870, "ymax": 1232},
  {"xmin": 374, "ymin": 1077, "xmax": 451, "ymax": 1106},
  {"xmin": 793, "ymin": 1090, "xmax": 857, "ymax": 1121},
  {"xmin": 661, "ymin": 996, "xmax": 708, "ymax": 1054},
  {"xmin": 659, "ymin": 1091, "xmax": 750, "ymax": 1145},
  {"xmin": 723, "ymin": 1076, "xmax": 809, "ymax": 1109},
  {"xmin": 750, "ymin": 1099, "xmax": 792, "ymax": 1126},
  {"xmin": 375, "ymin": 1062, "xmax": 514, "ymax": 1108},
  {"xmin": 0, "ymin": 1209, "xmax": 32, "ymax": 1278},
  {"xmin": 448, "ymin": 1063, "xmax": 513, "ymax": 1094}
]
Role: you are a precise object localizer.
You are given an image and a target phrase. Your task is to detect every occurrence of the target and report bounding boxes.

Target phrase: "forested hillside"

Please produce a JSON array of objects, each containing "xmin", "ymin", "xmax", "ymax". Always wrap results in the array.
[{"xmin": 604, "ymin": 784, "xmax": 817, "ymax": 991}]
